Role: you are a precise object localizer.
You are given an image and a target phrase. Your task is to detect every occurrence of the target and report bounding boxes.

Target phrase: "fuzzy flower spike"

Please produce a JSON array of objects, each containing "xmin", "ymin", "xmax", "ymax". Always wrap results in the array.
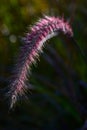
[{"xmin": 8, "ymin": 16, "xmax": 73, "ymax": 108}]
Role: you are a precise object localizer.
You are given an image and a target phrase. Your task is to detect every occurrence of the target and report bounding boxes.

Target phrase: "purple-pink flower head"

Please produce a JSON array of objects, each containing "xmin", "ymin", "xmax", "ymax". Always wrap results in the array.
[{"xmin": 8, "ymin": 16, "xmax": 73, "ymax": 108}]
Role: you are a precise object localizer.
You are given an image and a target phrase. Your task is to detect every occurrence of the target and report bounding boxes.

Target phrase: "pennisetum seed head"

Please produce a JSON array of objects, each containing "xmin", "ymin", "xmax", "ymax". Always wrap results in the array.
[{"xmin": 7, "ymin": 16, "xmax": 73, "ymax": 109}]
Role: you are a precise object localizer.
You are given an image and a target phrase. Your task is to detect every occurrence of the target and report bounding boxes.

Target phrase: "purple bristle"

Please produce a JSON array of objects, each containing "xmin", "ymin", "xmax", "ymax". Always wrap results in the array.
[{"xmin": 8, "ymin": 16, "xmax": 73, "ymax": 108}]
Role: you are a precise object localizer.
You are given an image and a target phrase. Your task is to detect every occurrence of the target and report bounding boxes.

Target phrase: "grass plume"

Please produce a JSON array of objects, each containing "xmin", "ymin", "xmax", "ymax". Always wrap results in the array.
[{"xmin": 8, "ymin": 16, "xmax": 73, "ymax": 109}]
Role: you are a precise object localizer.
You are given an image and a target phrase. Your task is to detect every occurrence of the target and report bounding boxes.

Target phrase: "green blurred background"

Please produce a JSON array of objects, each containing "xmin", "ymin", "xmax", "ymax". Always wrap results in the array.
[{"xmin": 0, "ymin": 0, "xmax": 87, "ymax": 129}]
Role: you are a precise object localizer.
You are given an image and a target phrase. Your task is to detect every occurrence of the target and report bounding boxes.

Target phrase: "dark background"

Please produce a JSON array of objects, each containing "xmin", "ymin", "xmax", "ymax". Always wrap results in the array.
[{"xmin": 0, "ymin": 0, "xmax": 87, "ymax": 130}]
